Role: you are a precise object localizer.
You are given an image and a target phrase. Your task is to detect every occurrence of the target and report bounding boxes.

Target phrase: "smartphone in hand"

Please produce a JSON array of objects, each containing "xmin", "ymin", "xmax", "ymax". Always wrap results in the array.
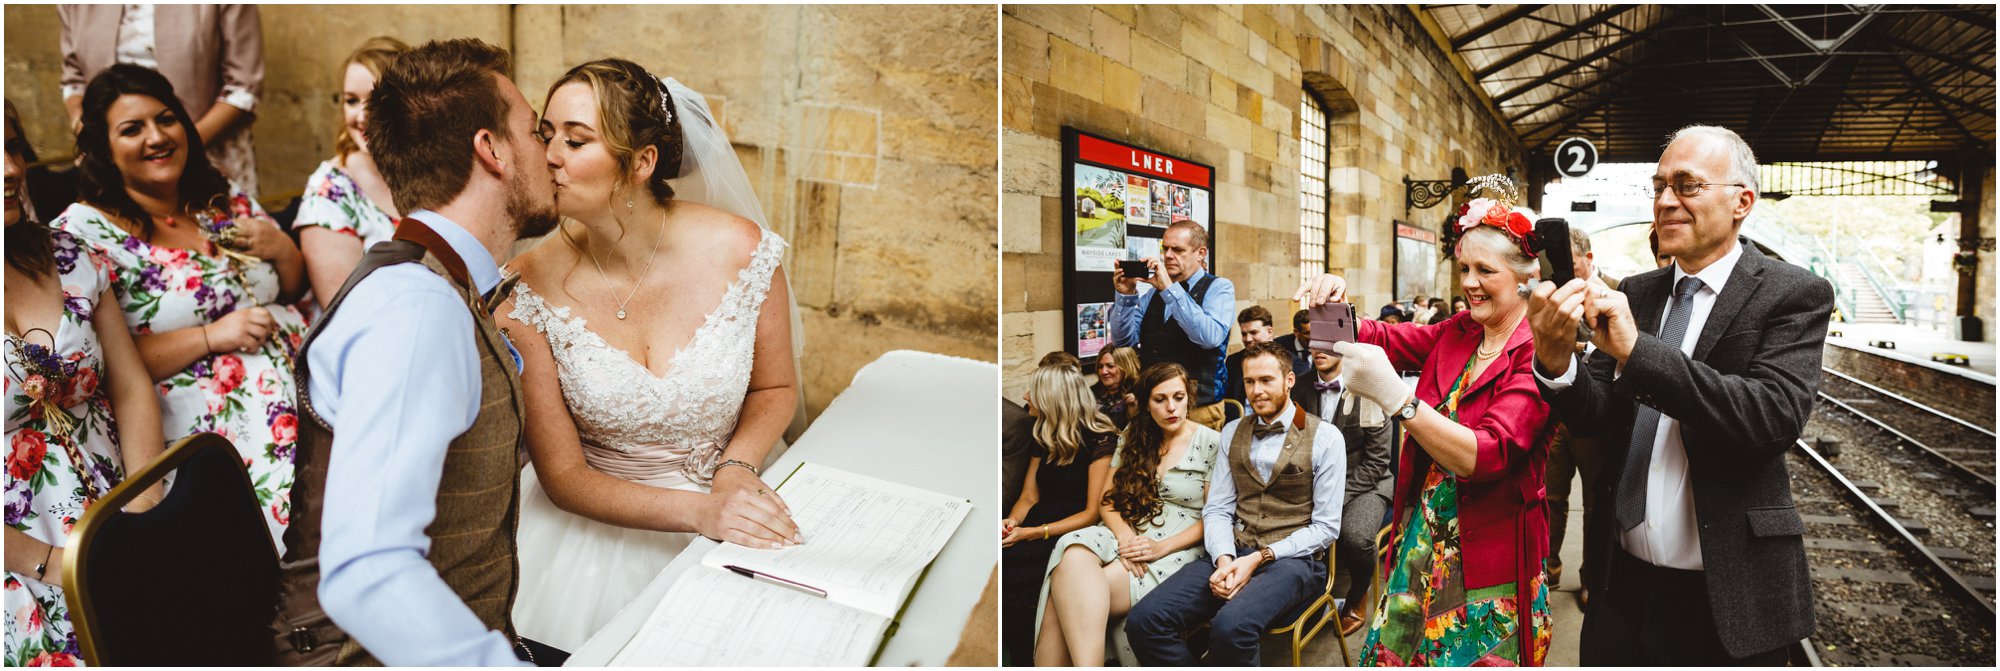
[
  {"xmin": 1307, "ymin": 302, "xmax": 1358, "ymax": 354},
  {"xmin": 1118, "ymin": 259, "xmax": 1153, "ymax": 280}
]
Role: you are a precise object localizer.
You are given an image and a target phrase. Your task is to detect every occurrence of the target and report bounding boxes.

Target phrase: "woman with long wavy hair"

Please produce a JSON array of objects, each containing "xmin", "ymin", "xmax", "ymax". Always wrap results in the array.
[
  {"xmin": 1031, "ymin": 363, "xmax": 1219, "ymax": 666},
  {"xmin": 999, "ymin": 363, "xmax": 1117, "ymax": 664}
]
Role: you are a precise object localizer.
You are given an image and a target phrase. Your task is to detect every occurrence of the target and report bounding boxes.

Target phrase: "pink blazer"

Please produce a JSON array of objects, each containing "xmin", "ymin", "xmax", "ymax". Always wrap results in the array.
[
  {"xmin": 58, "ymin": 4, "xmax": 264, "ymax": 119},
  {"xmin": 1359, "ymin": 311, "xmax": 1553, "ymax": 592}
]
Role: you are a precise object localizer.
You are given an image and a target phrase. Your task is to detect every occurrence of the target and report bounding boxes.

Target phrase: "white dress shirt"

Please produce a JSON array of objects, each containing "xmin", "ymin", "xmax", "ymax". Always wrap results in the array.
[
  {"xmin": 1311, "ymin": 375, "xmax": 1343, "ymax": 424},
  {"xmin": 306, "ymin": 211, "xmax": 528, "ymax": 666},
  {"xmin": 1538, "ymin": 241, "xmax": 1743, "ymax": 570},
  {"xmin": 1203, "ymin": 402, "xmax": 1346, "ymax": 562}
]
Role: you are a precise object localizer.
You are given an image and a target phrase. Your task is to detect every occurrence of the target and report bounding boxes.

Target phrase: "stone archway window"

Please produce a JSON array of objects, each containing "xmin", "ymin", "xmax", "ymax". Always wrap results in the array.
[{"xmin": 1300, "ymin": 91, "xmax": 1330, "ymax": 280}]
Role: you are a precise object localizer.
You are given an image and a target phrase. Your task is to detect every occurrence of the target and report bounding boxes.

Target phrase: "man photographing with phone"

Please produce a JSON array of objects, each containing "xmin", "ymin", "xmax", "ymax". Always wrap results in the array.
[{"xmin": 1111, "ymin": 220, "xmax": 1235, "ymax": 430}]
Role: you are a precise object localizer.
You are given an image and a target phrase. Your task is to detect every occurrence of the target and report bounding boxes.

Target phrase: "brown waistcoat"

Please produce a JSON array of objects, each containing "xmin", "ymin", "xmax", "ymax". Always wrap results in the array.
[
  {"xmin": 270, "ymin": 222, "xmax": 524, "ymax": 666},
  {"xmin": 1229, "ymin": 406, "xmax": 1318, "ymax": 552}
]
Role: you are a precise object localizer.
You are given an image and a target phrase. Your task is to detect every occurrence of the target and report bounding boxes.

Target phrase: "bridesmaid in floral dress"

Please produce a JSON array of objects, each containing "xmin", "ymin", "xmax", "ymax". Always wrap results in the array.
[
  {"xmin": 53, "ymin": 65, "xmax": 307, "ymax": 548},
  {"xmin": 296, "ymin": 37, "xmax": 406, "ymax": 310},
  {"xmin": 4, "ymin": 99, "xmax": 165, "ymax": 667}
]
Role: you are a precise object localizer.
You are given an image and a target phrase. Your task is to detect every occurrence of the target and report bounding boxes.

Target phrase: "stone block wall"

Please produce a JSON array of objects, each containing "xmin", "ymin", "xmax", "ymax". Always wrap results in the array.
[
  {"xmin": 1001, "ymin": 4, "xmax": 1524, "ymax": 397},
  {"xmin": 5, "ymin": 5, "xmax": 998, "ymax": 419}
]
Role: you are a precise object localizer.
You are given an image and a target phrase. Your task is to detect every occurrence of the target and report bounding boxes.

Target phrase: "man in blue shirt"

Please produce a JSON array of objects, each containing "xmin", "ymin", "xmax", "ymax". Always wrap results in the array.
[{"xmin": 1110, "ymin": 220, "xmax": 1235, "ymax": 430}]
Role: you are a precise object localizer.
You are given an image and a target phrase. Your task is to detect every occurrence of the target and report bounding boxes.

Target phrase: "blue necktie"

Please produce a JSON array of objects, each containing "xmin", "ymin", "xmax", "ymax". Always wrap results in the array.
[{"xmin": 1613, "ymin": 276, "xmax": 1705, "ymax": 532}]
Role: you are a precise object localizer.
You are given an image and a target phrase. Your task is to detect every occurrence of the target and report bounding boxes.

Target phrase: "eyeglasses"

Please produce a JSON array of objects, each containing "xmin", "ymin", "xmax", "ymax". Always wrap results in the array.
[{"xmin": 1647, "ymin": 179, "xmax": 1745, "ymax": 199}]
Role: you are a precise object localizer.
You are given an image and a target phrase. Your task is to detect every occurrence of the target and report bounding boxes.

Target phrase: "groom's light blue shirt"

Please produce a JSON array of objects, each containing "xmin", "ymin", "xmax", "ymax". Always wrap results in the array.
[{"xmin": 306, "ymin": 210, "xmax": 528, "ymax": 667}]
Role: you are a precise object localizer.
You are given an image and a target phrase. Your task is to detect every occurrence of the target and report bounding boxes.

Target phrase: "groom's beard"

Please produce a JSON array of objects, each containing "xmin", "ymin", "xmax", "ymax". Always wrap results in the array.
[{"xmin": 507, "ymin": 179, "xmax": 561, "ymax": 240}]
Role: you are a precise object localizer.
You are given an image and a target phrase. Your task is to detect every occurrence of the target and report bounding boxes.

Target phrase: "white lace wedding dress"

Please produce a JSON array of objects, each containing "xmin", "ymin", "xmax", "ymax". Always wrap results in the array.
[{"xmin": 506, "ymin": 228, "xmax": 787, "ymax": 651}]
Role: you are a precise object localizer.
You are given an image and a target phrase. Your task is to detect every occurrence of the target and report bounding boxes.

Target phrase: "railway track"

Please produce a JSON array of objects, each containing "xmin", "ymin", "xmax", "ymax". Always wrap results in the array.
[
  {"xmin": 1790, "ymin": 440, "xmax": 1994, "ymax": 666},
  {"xmin": 1818, "ymin": 367, "xmax": 1996, "ymax": 484}
]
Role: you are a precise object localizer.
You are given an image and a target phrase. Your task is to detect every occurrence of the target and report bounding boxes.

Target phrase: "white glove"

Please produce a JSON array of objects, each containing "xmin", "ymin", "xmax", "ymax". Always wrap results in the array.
[{"xmin": 1331, "ymin": 341, "xmax": 1413, "ymax": 412}]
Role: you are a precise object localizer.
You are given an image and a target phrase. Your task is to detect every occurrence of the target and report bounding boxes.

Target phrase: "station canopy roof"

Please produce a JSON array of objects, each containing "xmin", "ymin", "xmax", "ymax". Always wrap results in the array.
[{"xmin": 1419, "ymin": 4, "xmax": 1996, "ymax": 163}]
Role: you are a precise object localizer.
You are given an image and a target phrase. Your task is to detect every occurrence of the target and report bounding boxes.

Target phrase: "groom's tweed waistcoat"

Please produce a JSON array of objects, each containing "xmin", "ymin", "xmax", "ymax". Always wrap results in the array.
[
  {"xmin": 1228, "ymin": 406, "xmax": 1317, "ymax": 551},
  {"xmin": 271, "ymin": 221, "xmax": 524, "ymax": 666}
]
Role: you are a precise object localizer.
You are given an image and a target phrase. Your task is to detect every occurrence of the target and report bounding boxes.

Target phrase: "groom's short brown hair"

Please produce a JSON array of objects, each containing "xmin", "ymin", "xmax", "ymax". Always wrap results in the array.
[{"xmin": 367, "ymin": 38, "xmax": 514, "ymax": 214}]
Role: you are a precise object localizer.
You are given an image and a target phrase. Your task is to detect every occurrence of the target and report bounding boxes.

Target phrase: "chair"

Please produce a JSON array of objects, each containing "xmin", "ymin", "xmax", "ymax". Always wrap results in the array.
[
  {"xmin": 64, "ymin": 432, "xmax": 281, "ymax": 666},
  {"xmin": 1264, "ymin": 549, "xmax": 1347, "ymax": 666}
]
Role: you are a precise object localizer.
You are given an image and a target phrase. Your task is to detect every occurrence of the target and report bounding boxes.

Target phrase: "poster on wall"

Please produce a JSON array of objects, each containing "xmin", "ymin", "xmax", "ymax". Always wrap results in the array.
[
  {"xmin": 1062, "ymin": 128, "xmax": 1216, "ymax": 357},
  {"xmin": 1393, "ymin": 221, "xmax": 1439, "ymax": 305},
  {"xmin": 1076, "ymin": 302, "xmax": 1112, "ymax": 359},
  {"xmin": 1074, "ymin": 164, "xmax": 1129, "ymax": 272}
]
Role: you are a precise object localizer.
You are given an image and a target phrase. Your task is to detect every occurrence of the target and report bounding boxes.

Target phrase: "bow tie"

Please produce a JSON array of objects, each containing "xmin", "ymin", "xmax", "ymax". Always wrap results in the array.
[
  {"xmin": 1314, "ymin": 379, "xmax": 1342, "ymax": 393},
  {"xmin": 1251, "ymin": 420, "xmax": 1287, "ymax": 441}
]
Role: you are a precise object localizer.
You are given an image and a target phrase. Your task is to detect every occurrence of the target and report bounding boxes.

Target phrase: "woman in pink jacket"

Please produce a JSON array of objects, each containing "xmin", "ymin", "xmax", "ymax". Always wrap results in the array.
[{"xmin": 1297, "ymin": 176, "xmax": 1555, "ymax": 666}]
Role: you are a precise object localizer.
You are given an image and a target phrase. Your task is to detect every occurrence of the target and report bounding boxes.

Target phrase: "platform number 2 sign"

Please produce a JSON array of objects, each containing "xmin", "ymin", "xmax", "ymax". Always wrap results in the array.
[{"xmin": 1555, "ymin": 137, "xmax": 1598, "ymax": 179}]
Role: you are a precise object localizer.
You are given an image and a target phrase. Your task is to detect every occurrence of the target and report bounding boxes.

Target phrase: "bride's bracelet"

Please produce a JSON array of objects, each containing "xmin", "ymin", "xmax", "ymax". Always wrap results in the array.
[{"xmin": 717, "ymin": 459, "xmax": 760, "ymax": 477}]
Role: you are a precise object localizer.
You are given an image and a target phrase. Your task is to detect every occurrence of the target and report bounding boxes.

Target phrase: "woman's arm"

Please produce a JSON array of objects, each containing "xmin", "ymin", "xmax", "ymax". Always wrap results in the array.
[
  {"xmin": 92, "ymin": 289, "xmax": 167, "ymax": 510},
  {"xmin": 1404, "ymin": 355, "xmax": 1550, "ymax": 480},
  {"xmin": 4, "ymin": 528, "xmax": 61, "ymax": 585},
  {"xmin": 133, "ymin": 325, "xmax": 214, "ymax": 382},
  {"xmin": 194, "ymin": 103, "xmax": 246, "ymax": 149},
  {"xmin": 299, "ymin": 227, "xmax": 364, "ymax": 310},
  {"xmin": 1006, "ymin": 458, "xmax": 1042, "ymax": 523},
  {"xmin": 499, "ymin": 292, "xmax": 797, "ymax": 548},
  {"xmin": 709, "ymin": 267, "xmax": 798, "ymax": 505}
]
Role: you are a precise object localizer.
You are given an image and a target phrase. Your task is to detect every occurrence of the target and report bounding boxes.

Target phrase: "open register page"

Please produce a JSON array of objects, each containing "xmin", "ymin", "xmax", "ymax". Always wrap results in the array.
[{"xmin": 608, "ymin": 462, "xmax": 972, "ymax": 666}]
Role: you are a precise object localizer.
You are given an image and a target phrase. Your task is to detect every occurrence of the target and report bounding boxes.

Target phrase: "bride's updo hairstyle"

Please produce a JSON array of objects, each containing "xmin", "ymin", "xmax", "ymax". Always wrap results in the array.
[{"xmin": 546, "ymin": 58, "xmax": 686, "ymax": 205}]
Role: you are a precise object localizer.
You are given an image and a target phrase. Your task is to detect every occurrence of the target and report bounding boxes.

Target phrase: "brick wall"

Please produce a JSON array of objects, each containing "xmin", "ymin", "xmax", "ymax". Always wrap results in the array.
[
  {"xmin": 1823, "ymin": 343, "xmax": 1995, "ymax": 428},
  {"xmin": 1001, "ymin": 4, "xmax": 1525, "ymax": 397}
]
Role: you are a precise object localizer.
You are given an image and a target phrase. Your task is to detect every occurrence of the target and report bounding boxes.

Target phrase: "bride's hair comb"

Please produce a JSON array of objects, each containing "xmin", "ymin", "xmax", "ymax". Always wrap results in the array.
[{"xmin": 653, "ymin": 75, "xmax": 673, "ymax": 127}]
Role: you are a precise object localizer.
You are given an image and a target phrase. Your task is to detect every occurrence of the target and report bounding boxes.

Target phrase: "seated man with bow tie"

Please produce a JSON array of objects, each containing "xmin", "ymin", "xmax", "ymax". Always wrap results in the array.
[
  {"xmin": 1290, "ymin": 350, "xmax": 1393, "ymax": 636},
  {"xmin": 1124, "ymin": 342, "xmax": 1346, "ymax": 666}
]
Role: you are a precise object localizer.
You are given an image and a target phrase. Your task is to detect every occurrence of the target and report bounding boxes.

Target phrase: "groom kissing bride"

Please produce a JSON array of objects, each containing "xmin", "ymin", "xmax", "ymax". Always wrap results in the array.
[{"xmin": 270, "ymin": 38, "xmax": 803, "ymax": 666}]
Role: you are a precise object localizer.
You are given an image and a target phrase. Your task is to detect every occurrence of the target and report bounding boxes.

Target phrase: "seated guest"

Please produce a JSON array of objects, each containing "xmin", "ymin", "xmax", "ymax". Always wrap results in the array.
[
  {"xmin": 1001, "ymin": 364, "xmax": 1117, "ymax": 664},
  {"xmin": 1124, "ymin": 342, "xmax": 1345, "ymax": 666},
  {"xmin": 1378, "ymin": 303, "xmax": 1406, "ymax": 324},
  {"xmin": 4, "ymin": 99, "xmax": 167, "ymax": 666},
  {"xmin": 1269, "ymin": 308, "xmax": 1314, "ymax": 380},
  {"xmin": 1649, "ymin": 228, "xmax": 1673, "ymax": 269},
  {"xmin": 1035, "ymin": 363, "xmax": 1219, "ymax": 666},
  {"xmin": 1426, "ymin": 298, "xmax": 1452, "ymax": 325},
  {"xmin": 1040, "ymin": 349, "xmax": 1082, "ymax": 372},
  {"xmin": 1295, "ymin": 178, "xmax": 1556, "ymax": 665},
  {"xmin": 1289, "ymin": 350, "xmax": 1394, "ymax": 635},
  {"xmin": 1090, "ymin": 347, "xmax": 1141, "ymax": 429},
  {"xmin": 53, "ymin": 64, "xmax": 305, "ymax": 547},
  {"xmin": 1003, "ymin": 398, "xmax": 1034, "ymax": 509},
  {"xmin": 1409, "ymin": 293, "xmax": 1434, "ymax": 324},
  {"xmin": 1223, "ymin": 305, "xmax": 1275, "ymax": 404},
  {"xmin": 297, "ymin": 36, "xmax": 407, "ymax": 309},
  {"xmin": 1452, "ymin": 296, "xmax": 1470, "ymax": 315}
]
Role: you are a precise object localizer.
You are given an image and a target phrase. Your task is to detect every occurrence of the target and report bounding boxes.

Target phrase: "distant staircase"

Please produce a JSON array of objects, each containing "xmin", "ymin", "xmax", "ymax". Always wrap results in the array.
[{"xmin": 1834, "ymin": 261, "xmax": 1901, "ymax": 324}]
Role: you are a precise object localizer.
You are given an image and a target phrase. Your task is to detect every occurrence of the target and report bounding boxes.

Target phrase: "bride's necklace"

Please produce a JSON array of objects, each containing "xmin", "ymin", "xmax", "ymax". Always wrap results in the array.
[{"xmin": 583, "ymin": 209, "xmax": 667, "ymax": 320}]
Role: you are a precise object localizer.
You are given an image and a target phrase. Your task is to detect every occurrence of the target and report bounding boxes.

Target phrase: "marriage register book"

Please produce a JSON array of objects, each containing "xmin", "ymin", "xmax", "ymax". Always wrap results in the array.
[{"xmin": 607, "ymin": 462, "xmax": 972, "ymax": 666}]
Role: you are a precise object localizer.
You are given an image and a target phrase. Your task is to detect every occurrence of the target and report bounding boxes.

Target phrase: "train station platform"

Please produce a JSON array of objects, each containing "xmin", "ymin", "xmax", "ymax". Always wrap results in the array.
[{"xmin": 1826, "ymin": 322, "xmax": 1995, "ymax": 377}]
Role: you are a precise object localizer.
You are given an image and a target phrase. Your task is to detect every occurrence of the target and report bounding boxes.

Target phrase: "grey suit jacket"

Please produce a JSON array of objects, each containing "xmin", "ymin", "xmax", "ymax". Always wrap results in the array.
[
  {"xmin": 1539, "ymin": 238, "xmax": 1830, "ymax": 657},
  {"xmin": 1291, "ymin": 381, "xmax": 1394, "ymax": 505}
]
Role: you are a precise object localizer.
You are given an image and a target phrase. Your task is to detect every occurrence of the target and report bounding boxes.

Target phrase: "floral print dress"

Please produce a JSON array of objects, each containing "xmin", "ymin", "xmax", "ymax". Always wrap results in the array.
[
  {"xmin": 1035, "ymin": 424, "xmax": 1219, "ymax": 666},
  {"xmin": 1361, "ymin": 354, "xmax": 1551, "ymax": 666},
  {"xmin": 55, "ymin": 194, "xmax": 306, "ymax": 549},
  {"xmin": 294, "ymin": 160, "xmax": 397, "ymax": 250},
  {"xmin": 4, "ymin": 230, "xmax": 128, "ymax": 666}
]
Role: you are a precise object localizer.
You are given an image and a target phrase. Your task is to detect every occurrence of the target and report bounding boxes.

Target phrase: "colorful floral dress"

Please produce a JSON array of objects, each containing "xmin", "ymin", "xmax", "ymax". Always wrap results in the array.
[
  {"xmin": 1361, "ymin": 354, "xmax": 1551, "ymax": 666},
  {"xmin": 55, "ymin": 195, "xmax": 306, "ymax": 550},
  {"xmin": 294, "ymin": 159, "xmax": 398, "ymax": 250},
  {"xmin": 4, "ymin": 229, "xmax": 129, "ymax": 666}
]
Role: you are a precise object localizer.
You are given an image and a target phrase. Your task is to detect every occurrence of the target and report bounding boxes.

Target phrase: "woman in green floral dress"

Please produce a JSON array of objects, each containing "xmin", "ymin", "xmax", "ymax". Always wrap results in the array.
[
  {"xmin": 4, "ymin": 99, "xmax": 166, "ymax": 666},
  {"xmin": 54, "ymin": 65, "xmax": 307, "ymax": 550},
  {"xmin": 1299, "ymin": 180, "xmax": 1557, "ymax": 666}
]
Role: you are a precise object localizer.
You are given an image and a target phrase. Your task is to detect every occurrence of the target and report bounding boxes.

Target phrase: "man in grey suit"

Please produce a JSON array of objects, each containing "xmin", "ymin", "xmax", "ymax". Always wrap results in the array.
[
  {"xmin": 1288, "ymin": 349, "xmax": 1393, "ymax": 635},
  {"xmin": 1527, "ymin": 125, "xmax": 1830, "ymax": 665}
]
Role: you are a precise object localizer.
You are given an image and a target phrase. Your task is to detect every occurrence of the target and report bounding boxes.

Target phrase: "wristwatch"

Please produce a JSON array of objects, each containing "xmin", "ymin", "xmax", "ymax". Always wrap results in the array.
[
  {"xmin": 1258, "ymin": 547, "xmax": 1276, "ymax": 564},
  {"xmin": 1391, "ymin": 396, "xmax": 1421, "ymax": 423},
  {"xmin": 717, "ymin": 459, "xmax": 760, "ymax": 476}
]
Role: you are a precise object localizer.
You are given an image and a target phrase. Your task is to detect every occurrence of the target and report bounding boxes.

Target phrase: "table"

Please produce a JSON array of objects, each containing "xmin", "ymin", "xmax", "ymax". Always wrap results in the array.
[{"xmin": 568, "ymin": 350, "xmax": 999, "ymax": 666}]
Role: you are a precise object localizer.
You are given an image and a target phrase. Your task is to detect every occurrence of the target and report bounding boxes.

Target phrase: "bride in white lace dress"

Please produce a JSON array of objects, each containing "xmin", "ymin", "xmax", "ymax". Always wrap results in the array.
[{"xmin": 495, "ymin": 59, "xmax": 804, "ymax": 652}]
